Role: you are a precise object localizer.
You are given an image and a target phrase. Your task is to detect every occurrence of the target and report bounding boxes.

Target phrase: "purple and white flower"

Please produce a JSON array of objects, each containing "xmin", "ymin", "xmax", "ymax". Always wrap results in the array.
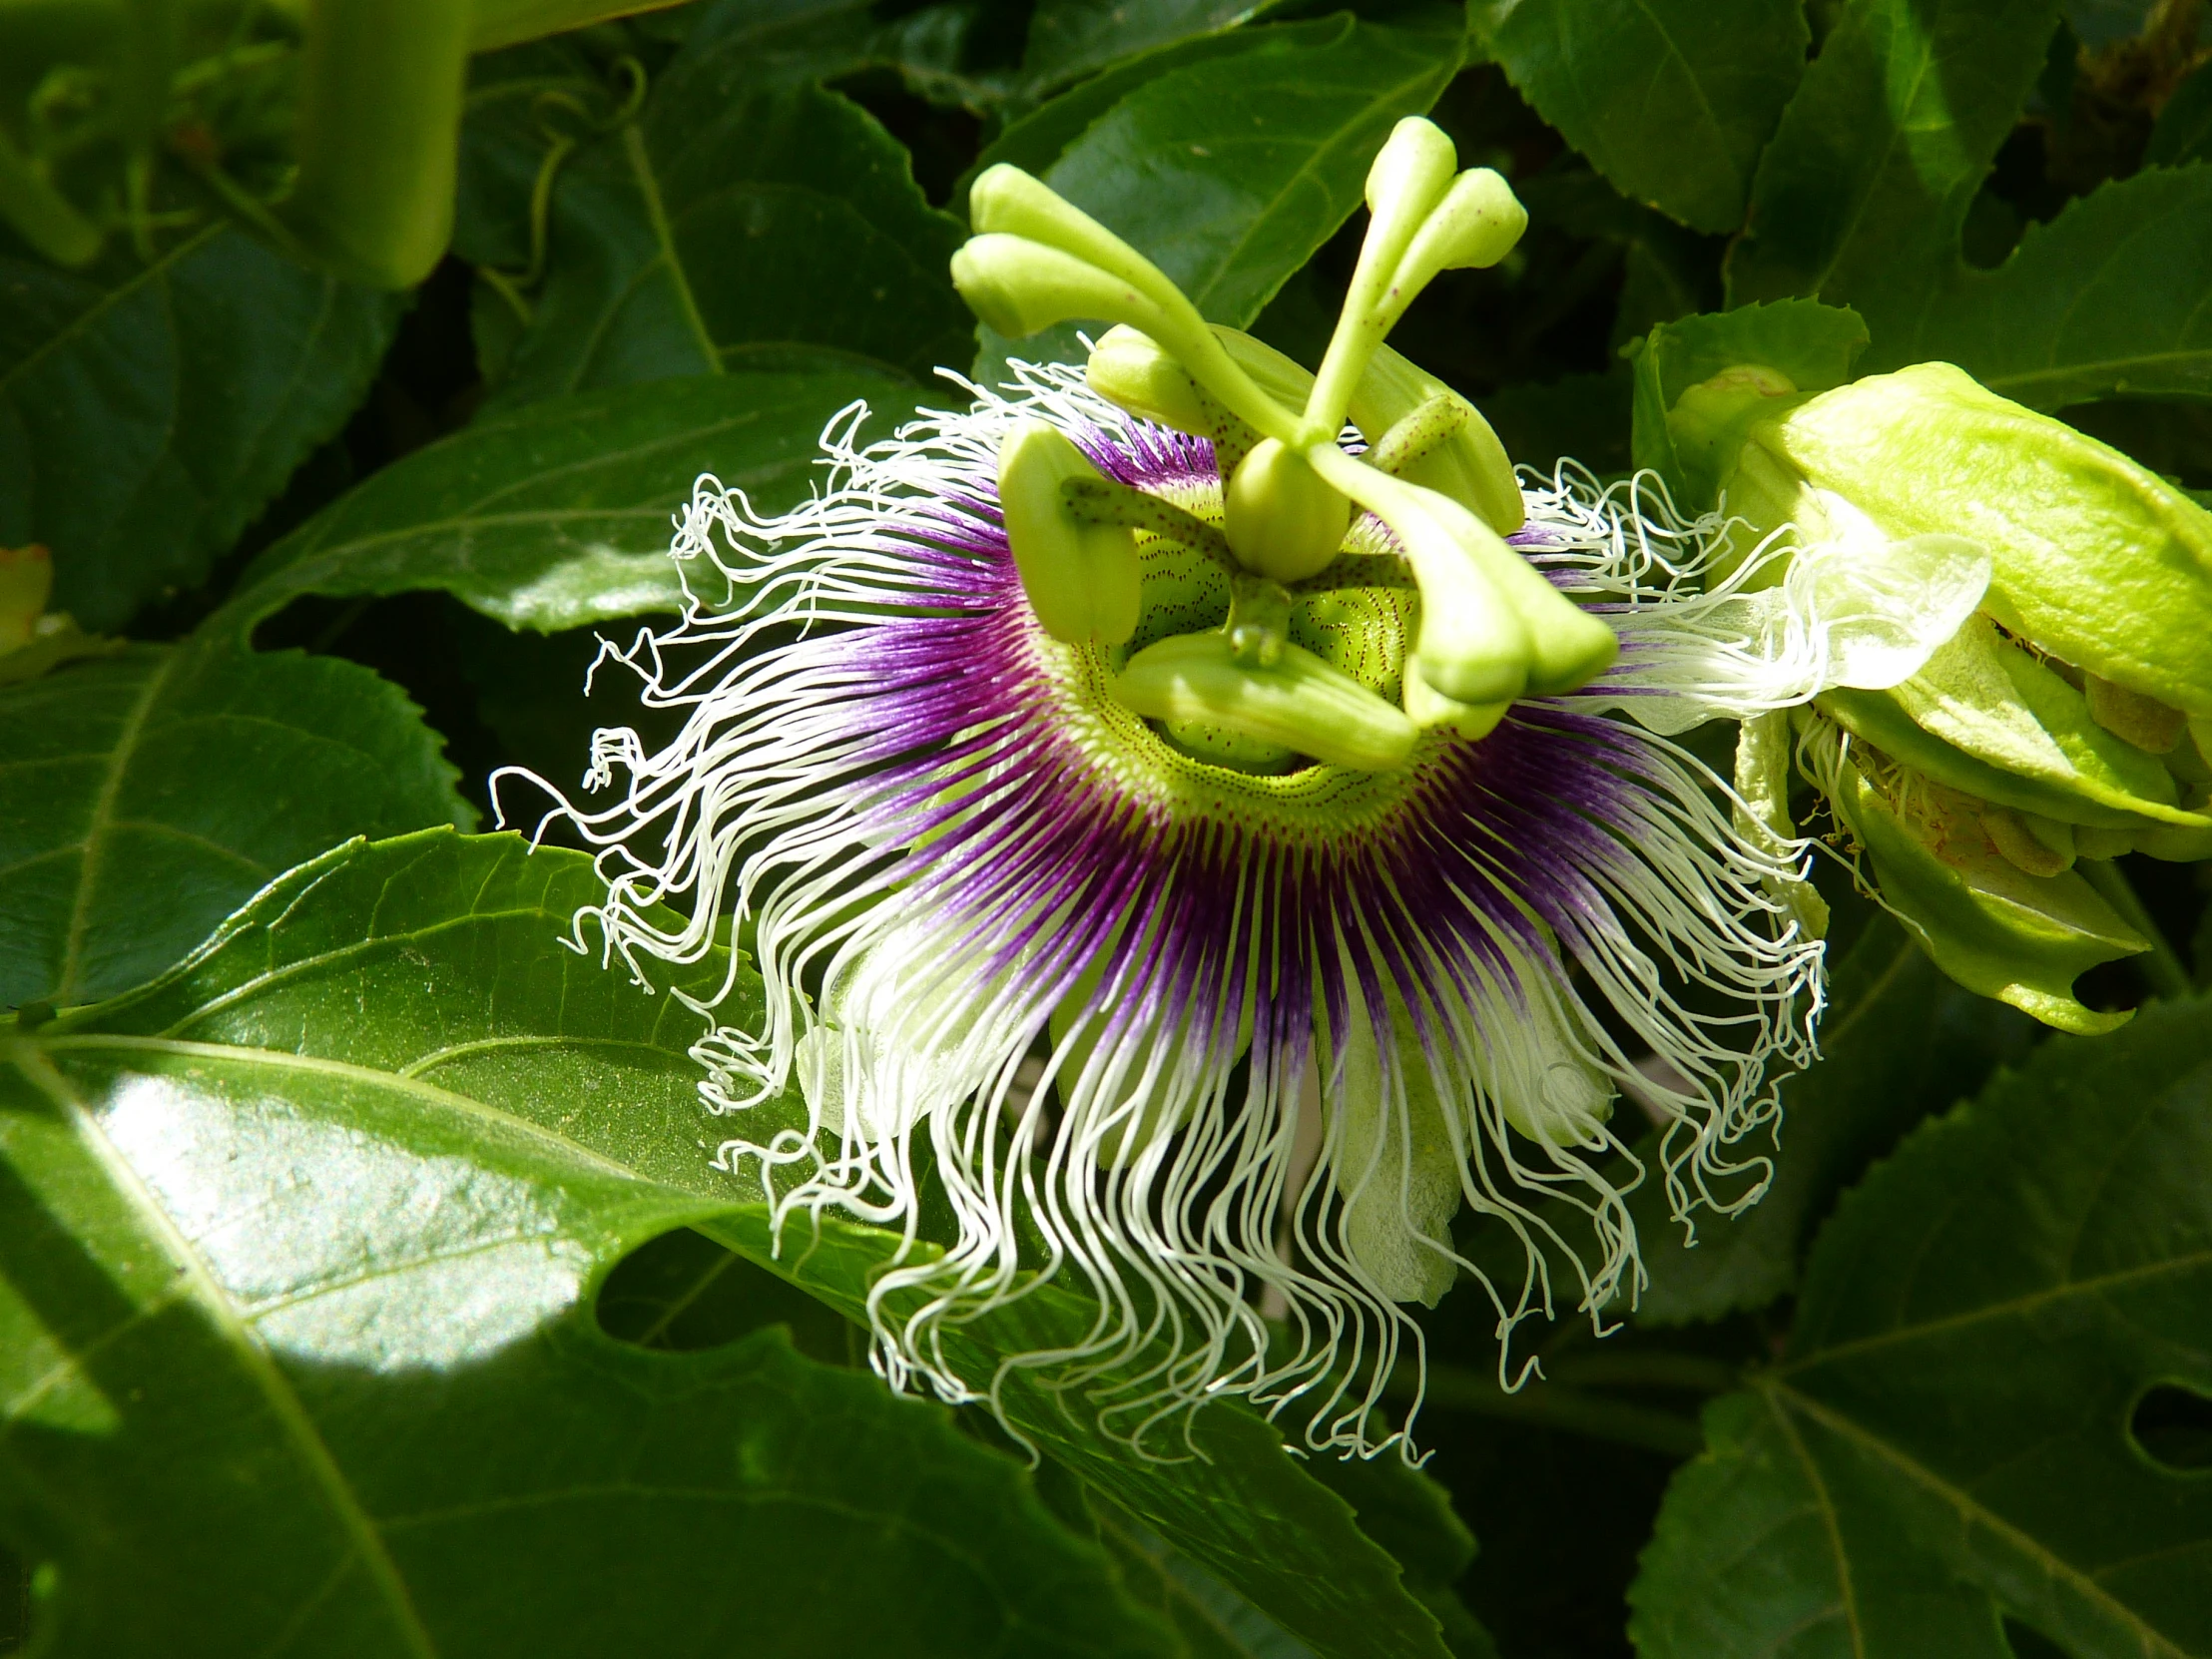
[{"xmin": 492, "ymin": 359, "xmax": 1910, "ymax": 1456}]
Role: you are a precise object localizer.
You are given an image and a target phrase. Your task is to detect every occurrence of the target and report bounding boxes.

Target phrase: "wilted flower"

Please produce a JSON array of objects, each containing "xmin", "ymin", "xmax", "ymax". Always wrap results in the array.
[
  {"xmin": 498, "ymin": 122, "xmax": 1942, "ymax": 1456},
  {"xmin": 1667, "ymin": 352, "xmax": 2212, "ymax": 1031}
]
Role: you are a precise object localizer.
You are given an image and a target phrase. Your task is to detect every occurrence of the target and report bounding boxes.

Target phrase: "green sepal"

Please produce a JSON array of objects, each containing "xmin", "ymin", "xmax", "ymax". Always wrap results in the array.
[
  {"xmin": 1753, "ymin": 362, "xmax": 2212, "ymax": 718},
  {"xmin": 1820, "ymin": 615, "xmax": 2208, "ymax": 830},
  {"xmin": 1110, "ymin": 631, "xmax": 1417, "ymax": 772},
  {"xmin": 1824, "ymin": 747, "xmax": 2147, "ymax": 1035}
]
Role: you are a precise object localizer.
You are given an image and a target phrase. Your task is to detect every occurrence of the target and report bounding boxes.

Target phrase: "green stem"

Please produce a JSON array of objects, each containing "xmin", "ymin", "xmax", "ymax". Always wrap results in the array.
[
  {"xmin": 1391, "ymin": 1362, "xmax": 1705, "ymax": 1458},
  {"xmin": 2079, "ymin": 858, "xmax": 2192, "ymax": 1000}
]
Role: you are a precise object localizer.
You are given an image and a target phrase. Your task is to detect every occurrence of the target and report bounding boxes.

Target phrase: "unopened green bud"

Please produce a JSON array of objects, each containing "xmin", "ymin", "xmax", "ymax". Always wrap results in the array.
[
  {"xmin": 952, "ymin": 234, "xmax": 1167, "ymax": 343},
  {"xmin": 998, "ymin": 420, "xmax": 1140, "ymax": 646},
  {"xmin": 1665, "ymin": 364, "xmax": 1805, "ymax": 515},
  {"xmin": 1347, "ymin": 344, "xmax": 1523, "ymax": 535},
  {"xmin": 1223, "ymin": 439, "xmax": 1353, "ymax": 583},
  {"xmin": 1808, "ymin": 720, "xmax": 2146, "ymax": 1034},
  {"xmin": 1111, "ymin": 631, "xmax": 1417, "ymax": 772},
  {"xmin": 1731, "ymin": 362, "xmax": 2212, "ymax": 718}
]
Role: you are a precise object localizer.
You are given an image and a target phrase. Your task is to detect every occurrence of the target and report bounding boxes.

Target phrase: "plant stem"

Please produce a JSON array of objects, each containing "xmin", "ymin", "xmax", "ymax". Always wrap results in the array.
[
  {"xmin": 2079, "ymin": 858, "xmax": 2192, "ymax": 1000},
  {"xmin": 1391, "ymin": 1362, "xmax": 1706, "ymax": 1458}
]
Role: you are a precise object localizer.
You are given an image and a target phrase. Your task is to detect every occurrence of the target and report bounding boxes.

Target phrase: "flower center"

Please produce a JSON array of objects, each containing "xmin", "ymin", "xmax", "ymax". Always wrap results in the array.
[{"xmin": 954, "ymin": 117, "xmax": 1623, "ymax": 773}]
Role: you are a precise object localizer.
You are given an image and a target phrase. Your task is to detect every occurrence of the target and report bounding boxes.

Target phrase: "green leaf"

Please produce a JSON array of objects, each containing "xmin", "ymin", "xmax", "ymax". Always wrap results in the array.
[
  {"xmin": 1305, "ymin": 1456, "xmax": 1497, "ymax": 1659},
  {"xmin": 0, "ymin": 878, "xmax": 1178, "ymax": 1654},
  {"xmin": 1089, "ymin": 1492, "xmax": 1322, "ymax": 1659},
  {"xmin": 47, "ymin": 830, "xmax": 1460, "ymax": 1659},
  {"xmin": 1724, "ymin": 0, "xmax": 2212, "ymax": 404},
  {"xmin": 1628, "ymin": 995, "xmax": 2212, "ymax": 1657},
  {"xmin": 971, "ymin": 7, "xmax": 1465, "ymax": 379},
  {"xmin": 0, "ymin": 646, "xmax": 467, "ymax": 1012},
  {"xmin": 1914, "ymin": 165, "xmax": 2212, "ymax": 407},
  {"xmin": 0, "ymin": 226, "xmax": 401, "ymax": 633},
  {"xmin": 1632, "ymin": 916, "xmax": 2036, "ymax": 1326},
  {"xmin": 677, "ymin": 0, "xmax": 1021, "ymax": 110},
  {"xmin": 1021, "ymin": 0, "xmax": 1278, "ymax": 97},
  {"xmin": 1471, "ymin": 0, "xmax": 1809, "ymax": 234},
  {"xmin": 2146, "ymin": 65, "xmax": 2212, "ymax": 167},
  {"xmin": 1625, "ymin": 296, "xmax": 1869, "ymax": 493},
  {"xmin": 456, "ymin": 37, "xmax": 970, "ymax": 409},
  {"xmin": 217, "ymin": 373, "xmax": 927, "ymax": 638},
  {"xmin": 1728, "ymin": 0, "xmax": 2057, "ymax": 311}
]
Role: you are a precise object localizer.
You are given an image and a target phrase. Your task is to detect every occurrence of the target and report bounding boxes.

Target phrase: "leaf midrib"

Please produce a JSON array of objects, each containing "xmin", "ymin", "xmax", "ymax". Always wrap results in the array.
[
  {"xmin": 0, "ymin": 226, "xmax": 221, "ymax": 398},
  {"xmin": 52, "ymin": 648, "xmax": 179, "ymax": 1004},
  {"xmin": 1774, "ymin": 1247, "xmax": 2212, "ymax": 1372},
  {"xmin": 40, "ymin": 1032, "xmax": 652, "ymax": 1185},
  {"xmin": 1767, "ymin": 1378, "xmax": 2193, "ymax": 1658},
  {"xmin": 7, "ymin": 1041, "xmax": 442, "ymax": 1658}
]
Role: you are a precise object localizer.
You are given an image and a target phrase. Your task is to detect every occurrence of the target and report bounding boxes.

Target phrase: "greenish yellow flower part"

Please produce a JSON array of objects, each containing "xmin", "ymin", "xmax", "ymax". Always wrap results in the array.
[{"xmin": 949, "ymin": 117, "xmax": 1620, "ymax": 773}]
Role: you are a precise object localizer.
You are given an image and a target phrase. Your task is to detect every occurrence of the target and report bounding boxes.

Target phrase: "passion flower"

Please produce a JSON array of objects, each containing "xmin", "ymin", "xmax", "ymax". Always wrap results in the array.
[{"xmin": 499, "ymin": 122, "xmax": 1922, "ymax": 1455}]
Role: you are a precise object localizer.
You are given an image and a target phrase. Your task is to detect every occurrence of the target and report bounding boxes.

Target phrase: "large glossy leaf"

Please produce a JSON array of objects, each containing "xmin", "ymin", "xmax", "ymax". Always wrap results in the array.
[
  {"xmin": 0, "ymin": 226, "xmax": 400, "ymax": 633},
  {"xmin": 1633, "ymin": 917, "xmax": 2036, "ymax": 1326},
  {"xmin": 456, "ymin": 34, "xmax": 969, "ymax": 409},
  {"xmin": 1725, "ymin": 0, "xmax": 2212, "ymax": 403},
  {"xmin": 219, "ymin": 373, "xmax": 928, "ymax": 639},
  {"xmin": 971, "ymin": 7, "xmax": 1465, "ymax": 379},
  {"xmin": 1628, "ymin": 995, "xmax": 2212, "ymax": 1657},
  {"xmin": 1021, "ymin": 0, "xmax": 1276, "ymax": 97},
  {"xmin": 33, "ymin": 830, "xmax": 1461, "ymax": 1659},
  {"xmin": 0, "ymin": 893, "xmax": 1178, "ymax": 1655},
  {"xmin": 0, "ymin": 647, "xmax": 467, "ymax": 1013},
  {"xmin": 1727, "ymin": 0, "xmax": 2056, "ymax": 309},
  {"xmin": 1471, "ymin": 0, "xmax": 1809, "ymax": 234},
  {"xmin": 1915, "ymin": 165, "xmax": 2212, "ymax": 407}
]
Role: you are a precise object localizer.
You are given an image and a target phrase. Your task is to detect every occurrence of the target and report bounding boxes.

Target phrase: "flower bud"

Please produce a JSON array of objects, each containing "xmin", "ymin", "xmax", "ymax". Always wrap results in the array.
[
  {"xmin": 997, "ymin": 420, "xmax": 1141, "ymax": 646},
  {"xmin": 1223, "ymin": 439, "xmax": 1353, "ymax": 582},
  {"xmin": 1803, "ymin": 717, "xmax": 2147, "ymax": 1034},
  {"xmin": 1677, "ymin": 359, "xmax": 2212, "ymax": 926},
  {"xmin": 1713, "ymin": 362, "xmax": 2212, "ymax": 717},
  {"xmin": 1110, "ymin": 630, "xmax": 1417, "ymax": 772}
]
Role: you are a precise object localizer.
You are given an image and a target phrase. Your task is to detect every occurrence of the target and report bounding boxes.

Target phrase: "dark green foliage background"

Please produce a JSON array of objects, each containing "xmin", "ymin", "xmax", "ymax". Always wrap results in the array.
[{"xmin": 3, "ymin": 0, "xmax": 2211, "ymax": 1654}]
